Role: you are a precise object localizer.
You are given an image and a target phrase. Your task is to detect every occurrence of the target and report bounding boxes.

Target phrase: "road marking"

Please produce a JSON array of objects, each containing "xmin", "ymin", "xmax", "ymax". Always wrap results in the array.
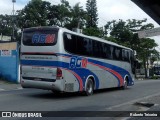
[
  {"xmin": 0, "ymin": 88, "xmax": 5, "ymax": 91},
  {"xmin": 105, "ymin": 92, "xmax": 160, "ymax": 120},
  {"xmin": 106, "ymin": 92, "xmax": 160, "ymax": 110},
  {"xmin": 0, "ymin": 87, "xmax": 23, "ymax": 92},
  {"xmin": 16, "ymin": 87, "xmax": 23, "ymax": 90}
]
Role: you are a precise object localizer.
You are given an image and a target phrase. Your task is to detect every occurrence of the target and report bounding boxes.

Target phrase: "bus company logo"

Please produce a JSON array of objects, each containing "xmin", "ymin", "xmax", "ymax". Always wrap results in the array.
[
  {"xmin": 70, "ymin": 57, "xmax": 88, "ymax": 68},
  {"xmin": 32, "ymin": 34, "xmax": 55, "ymax": 44}
]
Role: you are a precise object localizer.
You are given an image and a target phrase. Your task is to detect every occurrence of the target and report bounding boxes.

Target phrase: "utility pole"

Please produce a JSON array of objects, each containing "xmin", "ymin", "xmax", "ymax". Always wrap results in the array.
[{"xmin": 12, "ymin": 0, "xmax": 16, "ymax": 41}]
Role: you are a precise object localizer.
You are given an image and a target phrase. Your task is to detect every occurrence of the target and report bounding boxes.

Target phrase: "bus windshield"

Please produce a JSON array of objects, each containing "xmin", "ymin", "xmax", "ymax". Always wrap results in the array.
[{"xmin": 23, "ymin": 29, "xmax": 58, "ymax": 46}]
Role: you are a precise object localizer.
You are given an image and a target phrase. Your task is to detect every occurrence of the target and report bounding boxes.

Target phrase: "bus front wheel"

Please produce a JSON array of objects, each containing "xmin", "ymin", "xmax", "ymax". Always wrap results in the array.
[
  {"xmin": 84, "ymin": 78, "xmax": 94, "ymax": 96},
  {"xmin": 121, "ymin": 78, "xmax": 128, "ymax": 90}
]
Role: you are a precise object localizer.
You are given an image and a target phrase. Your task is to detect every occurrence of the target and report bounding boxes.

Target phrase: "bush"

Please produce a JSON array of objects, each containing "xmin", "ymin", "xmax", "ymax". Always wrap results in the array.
[{"xmin": 151, "ymin": 76, "xmax": 159, "ymax": 79}]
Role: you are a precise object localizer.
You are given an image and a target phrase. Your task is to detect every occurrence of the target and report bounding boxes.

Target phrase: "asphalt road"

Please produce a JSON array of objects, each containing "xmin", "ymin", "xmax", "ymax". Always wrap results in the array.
[{"xmin": 0, "ymin": 80, "xmax": 160, "ymax": 120}]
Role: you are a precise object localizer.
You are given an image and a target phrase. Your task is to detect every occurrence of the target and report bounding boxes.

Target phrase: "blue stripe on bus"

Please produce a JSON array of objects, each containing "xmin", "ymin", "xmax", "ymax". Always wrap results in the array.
[
  {"xmin": 21, "ymin": 60, "xmax": 100, "ymax": 89},
  {"xmin": 21, "ymin": 53, "xmax": 133, "ymax": 88},
  {"xmin": 57, "ymin": 53, "xmax": 133, "ymax": 86}
]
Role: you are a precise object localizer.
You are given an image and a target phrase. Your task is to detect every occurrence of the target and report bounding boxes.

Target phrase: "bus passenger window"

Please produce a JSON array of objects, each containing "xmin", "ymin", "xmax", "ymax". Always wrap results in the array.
[
  {"xmin": 109, "ymin": 46, "xmax": 114, "ymax": 59},
  {"xmin": 114, "ymin": 47, "xmax": 122, "ymax": 60},
  {"xmin": 102, "ymin": 43, "xmax": 107, "ymax": 58},
  {"xmin": 122, "ymin": 49, "xmax": 130, "ymax": 62},
  {"xmin": 63, "ymin": 33, "xmax": 77, "ymax": 54},
  {"xmin": 77, "ymin": 36, "xmax": 87, "ymax": 56},
  {"xmin": 84, "ymin": 38, "xmax": 93, "ymax": 56},
  {"xmin": 93, "ymin": 41, "xmax": 102, "ymax": 58}
]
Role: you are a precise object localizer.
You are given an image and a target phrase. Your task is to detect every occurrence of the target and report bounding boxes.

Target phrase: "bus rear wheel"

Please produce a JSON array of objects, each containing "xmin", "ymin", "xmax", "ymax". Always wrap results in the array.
[{"xmin": 84, "ymin": 78, "xmax": 94, "ymax": 96}]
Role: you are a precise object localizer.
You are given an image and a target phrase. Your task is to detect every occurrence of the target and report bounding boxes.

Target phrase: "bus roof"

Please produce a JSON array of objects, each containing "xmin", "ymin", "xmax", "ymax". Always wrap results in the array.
[{"xmin": 24, "ymin": 26, "xmax": 132, "ymax": 51}]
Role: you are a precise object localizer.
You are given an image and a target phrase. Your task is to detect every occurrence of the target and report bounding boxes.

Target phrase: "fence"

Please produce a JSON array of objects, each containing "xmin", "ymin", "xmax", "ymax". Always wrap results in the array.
[{"xmin": 0, "ymin": 42, "xmax": 19, "ymax": 83}]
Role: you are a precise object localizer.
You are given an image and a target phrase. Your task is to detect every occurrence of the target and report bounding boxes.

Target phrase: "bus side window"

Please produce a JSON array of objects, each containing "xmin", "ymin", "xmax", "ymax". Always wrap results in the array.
[
  {"xmin": 84, "ymin": 38, "xmax": 93, "ymax": 56},
  {"xmin": 76, "ymin": 36, "xmax": 85, "ymax": 55},
  {"xmin": 63, "ymin": 33, "xmax": 77, "ymax": 54},
  {"xmin": 102, "ymin": 43, "xmax": 107, "ymax": 58},
  {"xmin": 109, "ymin": 45, "xmax": 114, "ymax": 59},
  {"xmin": 122, "ymin": 49, "xmax": 126, "ymax": 61},
  {"xmin": 122, "ymin": 49, "xmax": 130, "ymax": 62},
  {"xmin": 92, "ymin": 40, "xmax": 102, "ymax": 58},
  {"xmin": 113, "ymin": 47, "xmax": 121, "ymax": 60},
  {"xmin": 127, "ymin": 50, "xmax": 131, "ymax": 62}
]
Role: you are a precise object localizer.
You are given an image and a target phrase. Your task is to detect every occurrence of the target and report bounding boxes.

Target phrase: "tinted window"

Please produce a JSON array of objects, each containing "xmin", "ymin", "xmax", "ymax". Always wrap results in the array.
[
  {"xmin": 122, "ymin": 49, "xmax": 130, "ymax": 62},
  {"xmin": 109, "ymin": 45, "xmax": 114, "ymax": 59},
  {"xmin": 23, "ymin": 30, "xmax": 57, "ymax": 46},
  {"xmin": 114, "ymin": 47, "xmax": 122, "ymax": 60},
  {"xmin": 93, "ymin": 40, "xmax": 102, "ymax": 58},
  {"xmin": 76, "ymin": 37, "xmax": 92, "ymax": 56},
  {"xmin": 76, "ymin": 36, "xmax": 85, "ymax": 55},
  {"xmin": 63, "ymin": 32, "xmax": 132, "ymax": 62},
  {"xmin": 63, "ymin": 33, "xmax": 77, "ymax": 54}
]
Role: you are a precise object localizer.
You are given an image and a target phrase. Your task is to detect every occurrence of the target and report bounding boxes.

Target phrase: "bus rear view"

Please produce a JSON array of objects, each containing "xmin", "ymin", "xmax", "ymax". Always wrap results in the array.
[
  {"xmin": 21, "ymin": 26, "xmax": 135, "ymax": 96},
  {"xmin": 20, "ymin": 27, "xmax": 63, "ymax": 92}
]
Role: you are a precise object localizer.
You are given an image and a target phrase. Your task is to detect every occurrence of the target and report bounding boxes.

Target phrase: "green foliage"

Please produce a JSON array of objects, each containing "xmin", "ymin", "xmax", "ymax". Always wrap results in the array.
[
  {"xmin": 104, "ymin": 36, "xmax": 118, "ymax": 43},
  {"xmin": 16, "ymin": 0, "xmax": 51, "ymax": 29},
  {"xmin": 86, "ymin": 0, "xmax": 98, "ymax": 28},
  {"xmin": 64, "ymin": 2, "xmax": 86, "ymax": 30},
  {"xmin": 83, "ymin": 27, "xmax": 104, "ymax": 37},
  {"xmin": 104, "ymin": 18, "xmax": 158, "ymax": 78},
  {"xmin": 0, "ymin": 14, "xmax": 19, "ymax": 41},
  {"xmin": 0, "ymin": 15, "xmax": 12, "ymax": 36},
  {"xmin": 54, "ymin": 0, "xmax": 71, "ymax": 27},
  {"xmin": 151, "ymin": 76, "xmax": 159, "ymax": 79}
]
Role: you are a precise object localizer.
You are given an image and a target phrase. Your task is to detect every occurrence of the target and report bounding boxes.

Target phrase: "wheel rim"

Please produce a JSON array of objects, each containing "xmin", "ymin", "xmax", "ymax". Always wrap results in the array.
[
  {"xmin": 86, "ymin": 80, "xmax": 93, "ymax": 95},
  {"xmin": 87, "ymin": 83, "xmax": 92, "ymax": 93},
  {"xmin": 124, "ymin": 79, "xmax": 127, "ymax": 88}
]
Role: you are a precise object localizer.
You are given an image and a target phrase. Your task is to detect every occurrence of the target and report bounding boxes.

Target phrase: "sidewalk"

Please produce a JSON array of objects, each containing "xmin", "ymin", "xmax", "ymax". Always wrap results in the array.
[
  {"xmin": 127, "ymin": 93, "xmax": 160, "ymax": 120},
  {"xmin": 0, "ymin": 80, "xmax": 22, "ymax": 91}
]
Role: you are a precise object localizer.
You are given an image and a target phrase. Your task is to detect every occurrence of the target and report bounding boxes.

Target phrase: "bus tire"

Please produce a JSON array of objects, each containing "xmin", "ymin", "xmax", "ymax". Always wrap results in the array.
[
  {"xmin": 84, "ymin": 78, "xmax": 94, "ymax": 96},
  {"xmin": 121, "ymin": 78, "xmax": 128, "ymax": 90}
]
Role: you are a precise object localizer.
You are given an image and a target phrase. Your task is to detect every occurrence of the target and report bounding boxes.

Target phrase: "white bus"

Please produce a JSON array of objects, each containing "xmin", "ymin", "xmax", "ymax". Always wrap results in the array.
[
  {"xmin": 153, "ymin": 61, "xmax": 160, "ymax": 76},
  {"xmin": 20, "ymin": 26, "xmax": 135, "ymax": 95}
]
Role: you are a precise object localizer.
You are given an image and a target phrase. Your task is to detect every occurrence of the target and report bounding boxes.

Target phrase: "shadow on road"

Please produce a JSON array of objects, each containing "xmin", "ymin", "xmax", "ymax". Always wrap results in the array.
[{"xmin": 24, "ymin": 87, "xmax": 131, "ymax": 100}]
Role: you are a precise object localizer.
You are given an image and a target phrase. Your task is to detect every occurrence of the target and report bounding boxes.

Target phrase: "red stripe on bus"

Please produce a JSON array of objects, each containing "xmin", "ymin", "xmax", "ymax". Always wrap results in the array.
[
  {"xmin": 88, "ymin": 62, "xmax": 123, "ymax": 87},
  {"xmin": 66, "ymin": 69, "xmax": 83, "ymax": 91}
]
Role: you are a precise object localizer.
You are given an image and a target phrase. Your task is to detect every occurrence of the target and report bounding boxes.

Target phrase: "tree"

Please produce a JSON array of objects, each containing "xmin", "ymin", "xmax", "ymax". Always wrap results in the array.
[
  {"xmin": 137, "ymin": 38, "xmax": 158, "ymax": 77},
  {"xmin": 86, "ymin": 0, "xmax": 98, "ymax": 28},
  {"xmin": 104, "ymin": 19, "xmax": 155, "ymax": 48},
  {"xmin": 48, "ymin": 5, "xmax": 59, "ymax": 26},
  {"xmin": 16, "ymin": 0, "xmax": 51, "ymax": 29},
  {"xmin": 105, "ymin": 19, "xmax": 136, "ymax": 47},
  {"xmin": 64, "ymin": 2, "xmax": 86, "ymax": 30},
  {"xmin": 58, "ymin": 0, "xmax": 71, "ymax": 27},
  {"xmin": 104, "ymin": 19, "xmax": 158, "ymax": 78},
  {"xmin": 83, "ymin": 27, "xmax": 104, "ymax": 37},
  {"xmin": 0, "ymin": 14, "xmax": 17, "ymax": 41}
]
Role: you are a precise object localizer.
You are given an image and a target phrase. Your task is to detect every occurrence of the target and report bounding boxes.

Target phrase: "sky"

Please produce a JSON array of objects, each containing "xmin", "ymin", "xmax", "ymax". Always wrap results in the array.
[{"xmin": 0, "ymin": 0, "xmax": 160, "ymax": 49}]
